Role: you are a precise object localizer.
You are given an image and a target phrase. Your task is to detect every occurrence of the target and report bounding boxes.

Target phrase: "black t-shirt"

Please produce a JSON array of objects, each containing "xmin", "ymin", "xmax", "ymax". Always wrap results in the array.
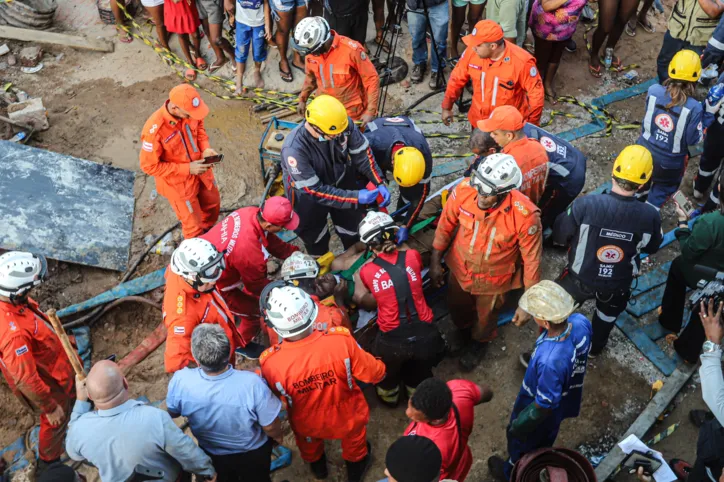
[{"xmin": 324, "ymin": 0, "xmax": 367, "ymax": 17}]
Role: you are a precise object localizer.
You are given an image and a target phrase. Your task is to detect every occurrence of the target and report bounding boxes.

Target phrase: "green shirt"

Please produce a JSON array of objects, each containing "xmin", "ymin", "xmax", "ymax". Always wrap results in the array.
[
  {"xmin": 486, "ymin": 0, "xmax": 528, "ymax": 46},
  {"xmin": 676, "ymin": 211, "xmax": 724, "ymax": 286}
]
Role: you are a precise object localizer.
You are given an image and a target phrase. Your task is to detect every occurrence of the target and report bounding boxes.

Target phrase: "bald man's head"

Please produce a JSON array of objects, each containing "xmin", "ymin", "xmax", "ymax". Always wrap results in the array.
[{"xmin": 86, "ymin": 360, "xmax": 129, "ymax": 410}]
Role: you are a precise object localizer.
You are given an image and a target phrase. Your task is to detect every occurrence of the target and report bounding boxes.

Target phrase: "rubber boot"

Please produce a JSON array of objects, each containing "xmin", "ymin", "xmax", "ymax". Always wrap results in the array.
[
  {"xmin": 375, "ymin": 385, "xmax": 400, "ymax": 408},
  {"xmin": 487, "ymin": 455, "xmax": 508, "ymax": 482},
  {"xmin": 310, "ymin": 452, "xmax": 329, "ymax": 480},
  {"xmin": 346, "ymin": 442, "xmax": 372, "ymax": 482}
]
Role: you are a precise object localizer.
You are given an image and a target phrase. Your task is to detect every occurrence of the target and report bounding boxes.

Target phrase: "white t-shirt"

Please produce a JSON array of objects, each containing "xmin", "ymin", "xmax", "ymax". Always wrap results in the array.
[{"xmin": 236, "ymin": 0, "xmax": 265, "ymax": 27}]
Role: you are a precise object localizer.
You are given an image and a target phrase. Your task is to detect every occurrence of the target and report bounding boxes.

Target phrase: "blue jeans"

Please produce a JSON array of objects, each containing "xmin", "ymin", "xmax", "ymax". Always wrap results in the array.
[
  {"xmin": 235, "ymin": 22, "xmax": 267, "ymax": 63},
  {"xmin": 407, "ymin": 1, "xmax": 449, "ymax": 72}
]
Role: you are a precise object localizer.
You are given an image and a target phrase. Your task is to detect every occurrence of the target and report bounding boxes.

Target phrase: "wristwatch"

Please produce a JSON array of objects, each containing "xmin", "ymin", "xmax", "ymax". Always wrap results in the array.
[{"xmin": 702, "ymin": 340, "xmax": 722, "ymax": 354}]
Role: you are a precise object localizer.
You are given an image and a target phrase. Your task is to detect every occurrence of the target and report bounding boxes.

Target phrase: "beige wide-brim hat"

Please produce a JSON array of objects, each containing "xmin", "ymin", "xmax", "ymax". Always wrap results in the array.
[{"xmin": 518, "ymin": 280, "xmax": 577, "ymax": 324}]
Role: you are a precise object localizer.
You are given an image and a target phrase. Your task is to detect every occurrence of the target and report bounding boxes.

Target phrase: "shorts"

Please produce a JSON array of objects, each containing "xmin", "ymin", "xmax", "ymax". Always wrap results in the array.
[
  {"xmin": 270, "ymin": 0, "xmax": 307, "ymax": 19},
  {"xmin": 196, "ymin": 0, "xmax": 224, "ymax": 24},
  {"xmin": 452, "ymin": 0, "xmax": 485, "ymax": 7},
  {"xmin": 235, "ymin": 22, "xmax": 268, "ymax": 63},
  {"xmin": 141, "ymin": 0, "xmax": 164, "ymax": 7}
]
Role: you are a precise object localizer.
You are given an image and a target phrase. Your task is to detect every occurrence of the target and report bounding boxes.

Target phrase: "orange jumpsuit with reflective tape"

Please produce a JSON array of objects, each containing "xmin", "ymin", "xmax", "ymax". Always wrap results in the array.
[
  {"xmin": 442, "ymin": 41, "xmax": 544, "ymax": 128},
  {"xmin": 140, "ymin": 101, "xmax": 220, "ymax": 238},
  {"xmin": 260, "ymin": 326, "xmax": 385, "ymax": 463},
  {"xmin": 433, "ymin": 182, "xmax": 542, "ymax": 341},
  {"xmin": 0, "ymin": 298, "xmax": 76, "ymax": 462},
  {"xmin": 162, "ymin": 271, "xmax": 244, "ymax": 373},
  {"xmin": 503, "ymin": 137, "xmax": 549, "ymax": 205},
  {"xmin": 300, "ymin": 32, "xmax": 380, "ymax": 121}
]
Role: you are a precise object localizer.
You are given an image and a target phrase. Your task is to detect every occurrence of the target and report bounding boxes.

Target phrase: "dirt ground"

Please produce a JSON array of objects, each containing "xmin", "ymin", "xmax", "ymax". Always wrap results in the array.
[{"xmin": 0, "ymin": 0, "xmax": 712, "ymax": 479}]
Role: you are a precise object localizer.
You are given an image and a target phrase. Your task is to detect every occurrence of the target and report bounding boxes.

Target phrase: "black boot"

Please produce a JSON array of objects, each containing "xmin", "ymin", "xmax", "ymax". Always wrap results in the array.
[
  {"xmin": 459, "ymin": 341, "xmax": 487, "ymax": 372},
  {"xmin": 488, "ymin": 455, "xmax": 508, "ymax": 482},
  {"xmin": 310, "ymin": 452, "xmax": 329, "ymax": 480},
  {"xmin": 35, "ymin": 458, "xmax": 60, "ymax": 477},
  {"xmin": 346, "ymin": 442, "xmax": 372, "ymax": 482}
]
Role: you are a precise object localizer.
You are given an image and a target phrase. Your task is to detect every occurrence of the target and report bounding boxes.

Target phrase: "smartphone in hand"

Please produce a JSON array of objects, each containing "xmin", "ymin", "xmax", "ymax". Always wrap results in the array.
[
  {"xmin": 672, "ymin": 190, "xmax": 695, "ymax": 217},
  {"xmin": 203, "ymin": 154, "xmax": 224, "ymax": 165}
]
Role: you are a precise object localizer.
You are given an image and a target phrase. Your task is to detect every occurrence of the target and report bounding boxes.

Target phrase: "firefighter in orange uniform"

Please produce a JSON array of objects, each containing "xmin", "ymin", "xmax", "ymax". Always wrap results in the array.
[
  {"xmin": 0, "ymin": 252, "xmax": 76, "ymax": 475},
  {"xmin": 292, "ymin": 16, "xmax": 380, "ymax": 127},
  {"xmin": 163, "ymin": 238, "xmax": 245, "ymax": 373},
  {"xmin": 430, "ymin": 154, "xmax": 542, "ymax": 371},
  {"xmin": 478, "ymin": 105, "xmax": 549, "ymax": 204},
  {"xmin": 441, "ymin": 20, "xmax": 544, "ymax": 130},
  {"xmin": 259, "ymin": 284, "xmax": 386, "ymax": 482},
  {"xmin": 140, "ymin": 84, "xmax": 221, "ymax": 239}
]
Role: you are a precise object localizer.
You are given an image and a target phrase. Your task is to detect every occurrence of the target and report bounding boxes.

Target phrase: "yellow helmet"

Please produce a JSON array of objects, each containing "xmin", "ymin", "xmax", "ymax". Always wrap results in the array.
[
  {"xmin": 305, "ymin": 95, "xmax": 349, "ymax": 135},
  {"xmin": 393, "ymin": 147, "xmax": 426, "ymax": 187},
  {"xmin": 612, "ymin": 145, "xmax": 653, "ymax": 185},
  {"xmin": 668, "ymin": 50, "xmax": 702, "ymax": 82}
]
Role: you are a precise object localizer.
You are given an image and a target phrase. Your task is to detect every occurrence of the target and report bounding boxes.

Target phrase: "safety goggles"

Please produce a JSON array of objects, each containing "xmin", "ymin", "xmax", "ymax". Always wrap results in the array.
[
  {"xmin": 310, "ymin": 123, "xmax": 343, "ymax": 140},
  {"xmin": 470, "ymin": 169, "xmax": 499, "ymax": 196},
  {"xmin": 197, "ymin": 252, "xmax": 226, "ymax": 284}
]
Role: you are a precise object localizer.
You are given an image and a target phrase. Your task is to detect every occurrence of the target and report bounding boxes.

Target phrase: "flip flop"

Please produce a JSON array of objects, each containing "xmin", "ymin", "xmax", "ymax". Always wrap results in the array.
[
  {"xmin": 638, "ymin": 17, "xmax": 655, "ymax": 33},
  {"xmin": 208, "ymin": 59, "xmax": 227, "ymax": 73},
  {"xmin": 545, "ymin": 92, "xmax": 558, "ymax": 104},
  {"xmin": 116, "ymin": 27, "xmax": 133, "ymax": 43},
  {"xmin": 374, "ymin": 33, "xmax": 391, "ymax": 53},
  {"xmin": 288, "ymin": 55, "xmax": 305, "ymax": 72},
  {"xmin": 279, "ymin": 61, "xmax": 293, "ymax": 82},
  {"xmin": 185, "ymin": 68, "xmax": 197, "ymax": 81},
  {"xmin": 195, "ymin": 56, "xmax": 208, "ymax": 71},
  {"xmin": 588, "ymin": 63, "xmax": 603, "ymax": 78},
  {"xmin": 600, "ymin": 54, "xmax": 624, "ymax": 71},
  {"xmin": 625, "ymin": 19, "xmax": 636, "ymax": 37}
]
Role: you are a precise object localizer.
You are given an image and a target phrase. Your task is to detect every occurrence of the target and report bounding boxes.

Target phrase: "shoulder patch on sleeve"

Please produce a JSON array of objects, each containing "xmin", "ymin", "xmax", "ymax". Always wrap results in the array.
[
  {"xmin": 528, "ymin": 225, "xmax": 539, "ymax": 236},
  {"xmin": 173, "ymin": 326, "xmax": 185, "ymax": 335},
  {"xmin": 259, "ymin": 345, "xmax": 281, "ymax": 364},
  {"xmin": 530, "ymin": 66, "xmax": 538, "ymax": 77},
  {"xmin": 15, "ymin": 345, "xmax": 28, "ymax": 356},
  {"xmin": 360, "ymin": 51, "xmax": 367, "ymax": 61},
  {"xmin": 327, "ymin": 326, "xmax": 351, "ymax": 336}
]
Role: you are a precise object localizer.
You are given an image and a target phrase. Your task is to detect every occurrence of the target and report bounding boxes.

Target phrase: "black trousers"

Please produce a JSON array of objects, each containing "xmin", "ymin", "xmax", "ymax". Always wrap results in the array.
[
  {"xmin": 690, "ymin": 418, "xmax": 724, "ymax": 482},
  {"xmin": 206, "ymin": 438, "xmax": 274, "ymax": 482},
  {"xmin": 324, "ymin": 7, "xmax": 369, "ymax": 45},
  {"xmin": 695, "ymin": 121, "xmax": 724, "ymax": 212},
  {"xmin": 374, "ymin": 322, "xmax": 444, "ymax": 392},
  {"xmin": 539, "ymin": 186, "xmax": 577, "ymax": 231},
  {"xmin": 556, "ymin": 271, "xmax": 631, "ymax": 355},
  {"xmin": 658, "ymin": 256, "xmax": 706, "ymax": 364},
  {"xmin": 292, "ymin": 196, "xmax": 367, "ymax": 256}
]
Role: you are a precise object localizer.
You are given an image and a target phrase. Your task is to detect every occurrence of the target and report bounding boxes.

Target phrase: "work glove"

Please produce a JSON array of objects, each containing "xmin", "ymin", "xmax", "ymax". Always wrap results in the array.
[
  {"xmin": 396, "ymin": 226, "xmax": 409, "ymax": 245},
  {"xmin": 377, "ymin": 184, "xmax": 391, "ymax": 207},
  {"xmin": 705, "ymin": 96, "xmax": 724, "ymax": 115},
  {"xmin": 358, "ymin": 188, "xmax": 380, "ymax": 204}
]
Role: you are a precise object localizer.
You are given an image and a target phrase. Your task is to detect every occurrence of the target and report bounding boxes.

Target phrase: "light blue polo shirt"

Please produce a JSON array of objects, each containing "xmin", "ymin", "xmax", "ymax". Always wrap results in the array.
[{"xmin": 167, "ymin": 366, "xmax": 282, "ymax": 455}]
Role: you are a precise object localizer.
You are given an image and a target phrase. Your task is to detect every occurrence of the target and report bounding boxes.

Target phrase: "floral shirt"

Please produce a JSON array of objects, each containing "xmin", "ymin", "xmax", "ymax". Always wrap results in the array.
[{"xmin": 530, "ymin": 0, "xmax": 587, "ymax": 41}]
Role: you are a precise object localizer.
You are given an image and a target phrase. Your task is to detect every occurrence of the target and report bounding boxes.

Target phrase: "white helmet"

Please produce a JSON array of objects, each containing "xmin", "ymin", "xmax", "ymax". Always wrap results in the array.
[
  {"xmin": 0, "ymin": 252, "xmax": 47, "ymax": 300},
  {"xmin": 281, "ymin": 252, "xmax": 319, "ymax": 281},
  {"xmin": 359, "ymin": 211, "xmax": 398, "ymax": 244},
  {"xmin": 263, "ymin": 284, "xmax": 318, "ymax": 339},
  {"xmin": 170, "ymin": 238, "xmax": 225, "ymax": 289},
  {"xmin": 518, "ymin": 280, "xmax": 577, "ymax": 323},
  {"xmin": 470, "ymin": 153, "xmax": 522, "ymax": 196},
  {"xmin": 291, "ymin": 16, "xmax": 331, "ymax": 55}
]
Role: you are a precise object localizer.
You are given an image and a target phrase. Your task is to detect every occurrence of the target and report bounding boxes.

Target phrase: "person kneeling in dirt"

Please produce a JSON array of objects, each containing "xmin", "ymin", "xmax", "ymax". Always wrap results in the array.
[
  {"xmin": 0, "ymin": 252, "xmax": 77, "ymax": 476},
  {"xmin": 163, "ymin": 238, "xmax": 246, "ymax": 373},
  {"xmin": 200, "ymin": 196, "xmax": 300, "ymax": 351},
  {"xmin": 259, "ymin": 284, "xmax": 386, "ymax": 482},
  {"xmin": 66, "ymin": 360, "xmax": 217, "ymax": 481},
  {"xmin": 363, "ymin": 116, "xmax": 433, "ymax": 244},
  {"xmin": 404, "ymin": 377, "xmax": 493, "ymax": 481},
  {"xmin": 353, "ymin": 212, "xmax": 444, "ymax": 407},
  {"xmin": 280, "ymin": 252, "xmax": 353, "ymax": 337},
  {"xmin": 488, "ymin": 281, "xmax": 592, "ymax": 481},
  {"xmin": 552, "ymin": 145, "xmax": 662, "ymax": 356},
  {"xmin": 430, "ymin": 154, "xmax": 543, "ymax": 371}
]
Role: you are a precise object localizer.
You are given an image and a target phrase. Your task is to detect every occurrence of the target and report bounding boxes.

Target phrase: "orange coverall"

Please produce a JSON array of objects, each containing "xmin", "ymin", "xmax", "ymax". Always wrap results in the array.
[
  {"xmin": 260, "ymin": 326, "xmax": 386, "ymax": 463},
  {"xmin": 433, "ymin": 182, "xmax": 542, "ymax": 341},
  {"xmin": 300, "ymin": 32, "xmax": 380, "ymax": 121},
  {"xmin": 503, "ymin": 137, "xmax": 549, "ymax": 205},
  {"xmin": 140, "ymin": 101, "xmax": 220, "ymax": 239},
  {"xmin": 162, "ymin": 271, "xmax": 245, "ymax": 373},
  {"xmin": 0, "ymin": 298, "xmax": 76, "ymax": 462},
  {"xmin": 442, "ymin": 41, "xmax": 544, "ymax": 129}
]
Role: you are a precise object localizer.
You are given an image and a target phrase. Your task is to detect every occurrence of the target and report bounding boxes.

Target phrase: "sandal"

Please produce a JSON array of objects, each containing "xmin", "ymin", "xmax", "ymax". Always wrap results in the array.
[
  {"xmin": 279, "ymin": 61, "xmax": 293, "ymax": 82},
  {"xmin": 374, "ymin": 31, "xmax": 391, "ymax": 53},
  {"xmin": 289, "ymin": 56, "xmax": 305, "ymax": 72},
  {"xmin": 116, "ymin": 27, "xmax": 133, "ymax": 43},
  {"xmin": 545, "ymin": 92, "xmax": 558, "ymax": 105},
  {"xmin": 195, "ymin": 56, "xmax": 208, "ymax": 71},
  {"xmin": 208, "ymin": 58, "xmax": 227, "ymax": 73},
  {"xmin": 588, "ymin": 62, "xmax": 603, "ymax": 78},
  {"xmin": 184, "ymin": 68, "xmax": 197, "ymax": 81},
  {"xmin": 638, "ymin": 17, "xmax": 655, "ymax": 33},
  {"xmin": 600, "ymin": 54, "xmax": 624, "ymax": 71},
  {"xmin": 625, "ymin": 19, "xmax": 636, "ymax": 37}
]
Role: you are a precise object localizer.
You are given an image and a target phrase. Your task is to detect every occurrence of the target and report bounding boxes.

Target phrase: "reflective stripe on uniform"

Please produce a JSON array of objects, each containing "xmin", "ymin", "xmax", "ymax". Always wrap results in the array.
[
  {"xmin": 329, "ymin": 64, "xmax": 335, "ymax": 88},
  {"xmin": 595, "ymin": 309, "xmax": 617, "ymax": 323},
  {"xmin": 294, "ymin": 175, "xmax": 321, "ymax": 189},
  {"xmin": 314, "ymin": 224, "xmax": 330, "ymax": 244},
  {"xmin": 185, "ymin": 200, "xmax": 194, "ymax": 214},
  {"xmin": 672, "ymin": 106, "xmax": 690, "ymax": 155},
  {"xmin": 631, "ymin": 232, "xmax": 652, "ymax": 275},
  {"xmin": 642, "ymin": 95, "xmax": 657, "ymax": 142},
  {"xmin": 335, "ymin": 225, "xmax": 357, "ymax": 236},
  {"xmin": 209, "ymin": 299, "xmax": 231, "ymax": 325},
  {"xmin": 482, "ymin": 224, "xmax": 493, "ymax": 259},
  {"xmin": 480, "ymin": 72, "xmax": 486, "ymax": 103},
  {"xmin": 491, "ymin": 76, "xmax": 499, "ymax": 107},
  {"xmin": 344, "ymin": 357, "xmax": 353, "ymax": 389},
  {"xmin": 349, "ymin": 138, "xmax": 370, "ymax": 154},
  {"xmin": 185, "ymin": 124, "xmax": 199, "ymax": 153},
  {"xmin": 276, "ymin": 381, "xmax": 293, "ymax": 406},
  {"xmin": 571, "ymin": 223, "xmax": 589, "ymax": 274},
  {"xmin": 318, "ymin": 63, "xmax": 327, "ymax": 88},
  {"xmin": 471, "ymin": 221, "xmax": 481, "ymax": 255},
  {"xmin": 709, "ymin": 36, "xmax": 724, "ymax": 50},
  {"xmin": 548, "ymin": 162, "xmax": 571, "ymax": 178}
]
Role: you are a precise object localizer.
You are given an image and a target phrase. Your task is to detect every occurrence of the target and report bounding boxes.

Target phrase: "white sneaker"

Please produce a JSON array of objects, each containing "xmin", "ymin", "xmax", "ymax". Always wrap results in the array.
[{"xmin": 693, "ymin": 189, "xmax": 704, "ymax": 201}]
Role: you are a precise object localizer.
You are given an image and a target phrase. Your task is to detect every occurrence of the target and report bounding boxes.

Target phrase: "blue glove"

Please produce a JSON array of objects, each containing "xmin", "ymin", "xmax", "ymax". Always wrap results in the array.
[
  {"xmin": 378, "ymin": 184, "xmax": 391, "ymax": 207},
  {"xmin": 396, "ymin": 226, "xmax": 409, "ymax": 245},
  {"xmin": 358, "ymin": 188, "xmax": 380, "ymax": 204}
]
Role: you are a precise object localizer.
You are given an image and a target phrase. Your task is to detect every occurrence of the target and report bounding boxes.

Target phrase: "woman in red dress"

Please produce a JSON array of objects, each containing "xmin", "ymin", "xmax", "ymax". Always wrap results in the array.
[{"xmin": 164, "ymin": 0, "xmax": 207, "ymax": 79}]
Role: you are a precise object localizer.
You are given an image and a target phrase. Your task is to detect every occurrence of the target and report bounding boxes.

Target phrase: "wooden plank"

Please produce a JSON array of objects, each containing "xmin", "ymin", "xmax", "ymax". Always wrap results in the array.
[
  {"xmin": 594, "ymin": 363, "xmax": 696, "ymax": 481},
  {"xmin": 0, "ymin": 26, "xmax": 114, "ymax": 52}
]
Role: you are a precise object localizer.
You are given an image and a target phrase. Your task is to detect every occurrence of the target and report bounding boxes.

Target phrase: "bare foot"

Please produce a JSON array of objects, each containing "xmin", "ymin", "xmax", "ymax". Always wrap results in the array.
[{"xmin": 253, "ymin": 69, "xmax": 264, "ymax": 89}]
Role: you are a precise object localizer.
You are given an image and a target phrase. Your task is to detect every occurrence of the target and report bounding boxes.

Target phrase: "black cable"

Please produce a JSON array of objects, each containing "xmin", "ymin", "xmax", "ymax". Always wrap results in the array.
[
  {"xmin": 62, "ymin": 296, "xmax": 162, "ymax": 329},
  {"xmin": 403, "ymin": 88, "xmax": 445, "ymax": 114}
]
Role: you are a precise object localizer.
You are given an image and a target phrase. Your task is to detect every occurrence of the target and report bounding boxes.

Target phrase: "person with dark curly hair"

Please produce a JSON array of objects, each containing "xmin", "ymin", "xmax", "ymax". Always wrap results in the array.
[{"xmin": 404, "ymin": 378, "xmax": 493, "ymax": 481}]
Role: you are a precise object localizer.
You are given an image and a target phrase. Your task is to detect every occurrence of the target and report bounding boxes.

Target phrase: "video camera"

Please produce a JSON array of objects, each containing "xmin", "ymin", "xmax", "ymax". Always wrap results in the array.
[{"xmin": 689, "ymin": 265, "xmax": 724, "ymax": 309}]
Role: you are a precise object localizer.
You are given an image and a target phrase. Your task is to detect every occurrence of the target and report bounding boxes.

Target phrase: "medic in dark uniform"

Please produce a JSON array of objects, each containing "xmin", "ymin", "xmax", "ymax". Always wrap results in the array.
[
  {"xmin": 488, "ymin": 281, "xmax": 592, "ymax": 481},
  {"xmin": 363, "ymin": 116, "xmax": 433, "ymax": 244},
  {"xmin": 553, "ymin": 146, "xmax": 663, "ymax": 355},
  {"xmin": 356, "ymin": 211, "xmax": 444, "ymax": 407},
  {"xmin": 281, "ymin": 95, "xmax": 390, "ymax": 256}
]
